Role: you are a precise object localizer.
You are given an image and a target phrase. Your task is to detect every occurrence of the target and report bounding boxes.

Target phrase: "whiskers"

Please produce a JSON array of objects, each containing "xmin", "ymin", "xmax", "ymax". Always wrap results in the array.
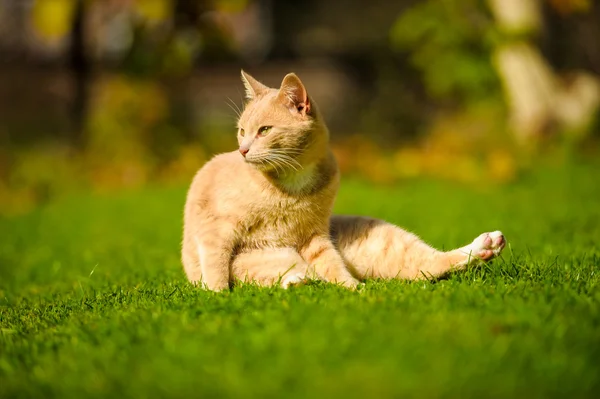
[
  {"xmin": 250, "ymin": 148, "xmax": 304, "ymax": 176},
  {"xmin": 251, "ymin": 156, "xmax": 280, "ymax": 176},
  {"xmin": 226, "ymin": 97, "xmax": 243, "ymax": 120}
]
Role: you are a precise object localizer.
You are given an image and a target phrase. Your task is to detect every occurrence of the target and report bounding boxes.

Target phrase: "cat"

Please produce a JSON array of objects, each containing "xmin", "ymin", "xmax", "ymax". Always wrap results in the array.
[{"xmin": 181, "ymin": 71, "xmax": 506, "ymax": 291}]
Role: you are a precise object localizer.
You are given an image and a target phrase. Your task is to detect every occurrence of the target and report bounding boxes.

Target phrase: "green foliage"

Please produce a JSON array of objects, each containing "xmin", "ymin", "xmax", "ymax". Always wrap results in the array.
[
  {"xmin": 390, "ymin": 0, "xmax": 500, "ymax": 102},
  {"xmin": 0, "ymin": 74, "xmax": 211, "ymax": 215},
  {"xmin": 1, "ymin": 160, "xmax": 600, "ymax": 398}
]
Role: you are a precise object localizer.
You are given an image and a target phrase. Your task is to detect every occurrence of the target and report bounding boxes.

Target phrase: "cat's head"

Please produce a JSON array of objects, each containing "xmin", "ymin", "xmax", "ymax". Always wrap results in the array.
[{"xmin": 236, "ymin": 71, "xmax": 328, "ymax": 174}]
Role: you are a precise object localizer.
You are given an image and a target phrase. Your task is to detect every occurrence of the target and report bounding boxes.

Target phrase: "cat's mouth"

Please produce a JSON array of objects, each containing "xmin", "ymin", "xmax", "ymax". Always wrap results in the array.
[
  {"xmin": 244, "ymin": 155, "xmax": 271, "ymax": 171},
  {"xmin": 245, "ymin": 152, "xmax": 303, "ymax": 174},
  {"xmin": 244, "ymin": 156, "xmax": 264, "ymax": 167}
]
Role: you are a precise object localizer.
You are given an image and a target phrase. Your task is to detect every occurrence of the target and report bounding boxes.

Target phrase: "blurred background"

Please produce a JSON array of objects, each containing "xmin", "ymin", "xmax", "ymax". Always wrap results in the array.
[{"xmin": 0, "ymin": 0, "xmax": 599, "ymax": 214}]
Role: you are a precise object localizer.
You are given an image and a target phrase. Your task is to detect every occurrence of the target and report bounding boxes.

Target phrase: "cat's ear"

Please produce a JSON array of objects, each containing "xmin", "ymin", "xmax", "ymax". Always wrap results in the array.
[
  {"xmin": 241, "ymin": 70, "xmax": 268, "ymax": 100},
  {"xmin": 278, "ymin": 73, "xmax": 311, "ymax": 116}
]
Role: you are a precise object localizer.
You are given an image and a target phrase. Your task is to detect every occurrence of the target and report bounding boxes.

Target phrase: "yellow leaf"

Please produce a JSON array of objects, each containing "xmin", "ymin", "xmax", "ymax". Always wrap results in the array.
[
  {"xmin": 135, "ymin": 0, "xmax": 171, "ymax": 24},
  {"xmin": 215, "ymin": 0, "xmax": 250, "ymax": 14},
  {"xmin": 31, "ymin": 0, "xmax": 75, "ymax": 40}
]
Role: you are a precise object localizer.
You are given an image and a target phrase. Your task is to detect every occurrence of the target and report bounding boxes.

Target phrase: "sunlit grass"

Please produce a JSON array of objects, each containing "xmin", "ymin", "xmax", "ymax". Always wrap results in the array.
[{"xmin": 1, "ymin": 160, "xmax": 599, "ymax": 398}]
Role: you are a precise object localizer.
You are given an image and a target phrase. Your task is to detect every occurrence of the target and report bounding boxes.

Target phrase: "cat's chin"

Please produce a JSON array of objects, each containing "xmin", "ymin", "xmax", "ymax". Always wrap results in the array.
[
  {"xmin": 244, "ymin": 158, "xmax": 272, "ymax": 172},
  {"xmin": 245, "ymin": 158, "xmax": 299, "ymax": 177}
]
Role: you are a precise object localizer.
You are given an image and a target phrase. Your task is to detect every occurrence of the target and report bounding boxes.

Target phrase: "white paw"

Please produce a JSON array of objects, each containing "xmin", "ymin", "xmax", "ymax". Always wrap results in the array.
[
  {"xmin": 465, "ymin": 231, "xmax": 506, "ymax": 262},
  {"xmin": 281, "ymin": 273, "xmax": 306, "ymax": 289}
]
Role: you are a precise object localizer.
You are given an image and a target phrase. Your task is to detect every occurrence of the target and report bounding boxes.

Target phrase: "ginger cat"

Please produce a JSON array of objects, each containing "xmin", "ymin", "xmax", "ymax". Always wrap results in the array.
[{"xmin": 181, "ymin": 71, "xmax": 506, "ymax": 290}]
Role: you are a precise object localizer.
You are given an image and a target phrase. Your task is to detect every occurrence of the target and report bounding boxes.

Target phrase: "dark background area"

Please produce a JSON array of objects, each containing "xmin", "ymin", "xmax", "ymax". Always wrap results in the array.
[{"xmin": 0, "ymin": 0, "xmax": 599, "ymax": 213}]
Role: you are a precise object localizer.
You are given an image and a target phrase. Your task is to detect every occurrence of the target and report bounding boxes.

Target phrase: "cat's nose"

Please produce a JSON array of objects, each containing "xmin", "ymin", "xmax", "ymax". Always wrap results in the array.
[{"xmin": 239, "ymin": 147, "xmax": 250, "ymax": 157}]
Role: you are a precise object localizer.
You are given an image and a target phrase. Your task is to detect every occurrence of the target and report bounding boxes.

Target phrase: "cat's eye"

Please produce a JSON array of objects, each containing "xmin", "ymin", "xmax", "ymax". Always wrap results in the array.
[
  {"xmin": 239, "ymin": 128, "xmax": 245, "ymax": 137},
  {"xmin": 258, "ymin": 126, "xmax": 272, "ymax": 136}
]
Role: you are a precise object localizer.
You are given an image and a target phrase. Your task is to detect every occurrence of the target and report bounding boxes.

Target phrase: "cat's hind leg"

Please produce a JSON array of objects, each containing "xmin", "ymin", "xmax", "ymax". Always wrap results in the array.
[
  {"xmin": 431, "ymin": 230, "xmax": 506, "ymax": 278},
  {"xmin": 448, "ymin": 231, "xmax": 506, "ymax": 266},
  {"xmin": 231, "ymin": 248, "xmax": 310, "ymax": 288},
  {"xmin": 331, "ymin": 215, "xmax": 506, "ymax": 281}
]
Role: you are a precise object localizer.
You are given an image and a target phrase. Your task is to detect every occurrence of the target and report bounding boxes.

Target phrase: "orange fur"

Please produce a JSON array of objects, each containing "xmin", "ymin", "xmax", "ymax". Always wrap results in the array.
[{"xmin": 181, "ymin": 71, "xmax": 506, "ymax": 290}]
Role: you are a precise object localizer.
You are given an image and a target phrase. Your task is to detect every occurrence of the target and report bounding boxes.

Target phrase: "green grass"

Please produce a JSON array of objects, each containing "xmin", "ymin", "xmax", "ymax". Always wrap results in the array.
[{"xmin": 1, "ymin": 160, "xmax": 600, "ymax": 398}]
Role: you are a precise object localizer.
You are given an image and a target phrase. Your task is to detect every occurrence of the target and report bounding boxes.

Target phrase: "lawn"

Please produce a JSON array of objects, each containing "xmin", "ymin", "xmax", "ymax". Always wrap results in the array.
[{"xmin": 1, "ymin": 159, "xmax": 599, "ymax": 398}]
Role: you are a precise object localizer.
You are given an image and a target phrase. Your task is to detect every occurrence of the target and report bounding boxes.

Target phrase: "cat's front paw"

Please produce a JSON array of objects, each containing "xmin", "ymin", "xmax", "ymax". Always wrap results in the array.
[
  {"xmin": 467, "ymin": 231, "xmax": 506, "ymax": 261},
  {"xmin": 281, "ymin": 273, "xmax": 307, "ymax": 289},
  {"xmin": 343, "ymin": 277, "xmax": 360, "ymax": 289},
  {"xmin": 329, "ymin": 276, "xmax": 360, "ymax": 290}
]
